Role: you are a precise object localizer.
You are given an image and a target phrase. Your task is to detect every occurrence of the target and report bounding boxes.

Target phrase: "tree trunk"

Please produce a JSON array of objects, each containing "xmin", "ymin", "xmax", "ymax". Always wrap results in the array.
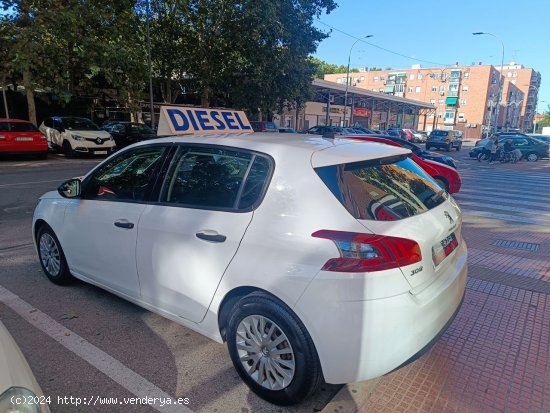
[
  {"xmin": 201, "ymin": 87, "xmax": 210, "ymax": 108},
  {"xmin": 23, "ymin": 71, "xmax": 37, "ymax": 125}
]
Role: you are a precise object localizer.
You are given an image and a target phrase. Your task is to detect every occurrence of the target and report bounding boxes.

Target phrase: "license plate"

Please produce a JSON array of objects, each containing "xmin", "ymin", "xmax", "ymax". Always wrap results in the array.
[
  {"xmin": 15, "ymin": 137, "xmax": 33, "ymax": 141},
  {"xmin": 432, "ymin": 232, "xmax": 458, "ymax": 267},
  {"xmin": 95, "ymin": 150, "xmax": 107, "ymax": 155}
]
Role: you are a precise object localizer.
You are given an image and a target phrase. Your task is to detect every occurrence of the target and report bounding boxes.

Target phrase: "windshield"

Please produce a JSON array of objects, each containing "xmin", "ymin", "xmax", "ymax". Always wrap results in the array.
[
  {"xmin": 315, "ymin": 156, "xmax": 447, "ymax": 221},
  {"xmin": 61, "ymin": 118, "xmax": 101, "ymax": 131},
  {"xmin": 0, "ymin": 122, "xmax": 39, "ymax": 132}
]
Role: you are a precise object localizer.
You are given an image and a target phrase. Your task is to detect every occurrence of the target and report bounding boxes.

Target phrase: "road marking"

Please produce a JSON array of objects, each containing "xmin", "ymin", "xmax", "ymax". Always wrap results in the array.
[
  {"xmin": 455, "ymin": 193, "xmax": 550, "ymax": 209},
  {"xmin": 0, "ymin": 179, "xmax": 66, "ymax": 188},
  {"xmin": 0, "ymin": 285, "xmax": 193, "ymax": 413},
  {"xmin": 462, "ymin": 209, "xmax": 550, "ymax": 226},
  {"xmin": 459, "ymin": 201, "xmax": 550, "ymax": 218}
]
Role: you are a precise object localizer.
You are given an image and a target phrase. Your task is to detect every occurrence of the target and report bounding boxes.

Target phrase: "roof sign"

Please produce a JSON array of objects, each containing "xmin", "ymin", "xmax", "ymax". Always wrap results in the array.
[{"xmin": 157, "ymin": 106, "xmax": 252, "ymax": 136}]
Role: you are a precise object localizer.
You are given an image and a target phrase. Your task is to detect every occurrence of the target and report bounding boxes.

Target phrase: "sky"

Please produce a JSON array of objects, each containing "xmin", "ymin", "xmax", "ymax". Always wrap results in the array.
[{"xmin": 313, "ymin": 0, "xmax": 549, "ymax": 112}]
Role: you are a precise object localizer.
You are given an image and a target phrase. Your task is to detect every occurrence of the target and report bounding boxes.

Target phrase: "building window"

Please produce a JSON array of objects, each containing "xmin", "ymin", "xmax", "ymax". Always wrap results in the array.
[
  {"xmin": 444, "ymin": 110, "xmax": 455, "ymax": 119},
  {"xmin": 507, "ymin": 72, "xmax": 512, "ymax": 77},
  {"xmin": 374, "ymin": 76, "xmax": 379, "ymax": 81},
  {"xmin": 512, "ymin": 71, "xmax": 517, "ymax": 77},
  {"xmin": 438, "ymin": 99, "xmax": 444, "ymax": 105},
  {"xmin": 432, "ymin": 86, "xmax": 437, "ymax": 92},
  {"xmin": 409, "ymin": 74, "xmax": 415, "ymax": 80},
  {"xmin": 437, "ymin": 113, "xmax": 442, "ymax": 118},
  {"xmin": 460, "ymin": 99, "xmax": 467, "ymax": 105},
  {"xmin": 372, "ymin": 88, "xmax": 378, "ymax": 92},
  {"xmin": 441, "ymin": 72, "xmax": 447, "ymax": 81},
  {"xmin": 336, "ymin": 78, "xmax": 342, "ymax": 84},
  {"xmin": 408, "ymin": 87, "xmax": 413, "ymax": 93},
  {"xmin": 458, "ymin": 112, "xmax": 465, "ymax": 121},
  {"xmin": 511, "ymin": 79, "xmax": 516, "ymax": 84},
  {"xmin": 464, "ymin": 71, "xmax": 470, "ymax": 78},
  {"xmin": 432, "ymin": 73, "xmax": 439, "ymax": 80},
  {"xmin": 360, "ymin": 76, "xmax": 365, "ymax": 81},
  {"xmin": 380, "ymin": 76, "xmax": 385, "ymax": 80},
  {"xmin": 430, "ymin": 99, "xmax": 436, "ymax": 105},
  {"xmin": 379, "ymin": 88, "xmax": 384, "ymax": 92},
  {"xmin": 418, "ymin": 73, "xmax": 423, "ymax": 80},
  {"xmin": 462, "ymin": 85, "xmax": 469, "ymax": 92},
  {"xmin": 440, "ymin": 86, "xmax": 445, "ymax": 93},
  {"xmin": 415, "ymin": 86, "xmax": 421, "ymax": 93}
]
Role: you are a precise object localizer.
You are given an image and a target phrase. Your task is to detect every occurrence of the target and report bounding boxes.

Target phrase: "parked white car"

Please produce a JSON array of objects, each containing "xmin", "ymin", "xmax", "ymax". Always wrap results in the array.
[
  {"xmin": 32, "ymin": 133, "xmax": 467, "ymax": 405},
  {"xmin": 0, "ymin": 321, "xmax": 50, "ymax": 413},
  {"xmin": 39, "ymin": 117, "xmax": 116, "ymax": 157}
]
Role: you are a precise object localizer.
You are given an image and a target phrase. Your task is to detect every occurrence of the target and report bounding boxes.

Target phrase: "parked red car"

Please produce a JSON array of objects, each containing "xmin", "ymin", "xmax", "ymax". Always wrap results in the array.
[
  {"xmin": 0, "ymin": 118, "xmax": 48, "ymax": 158},
  {"xmin": 345, "ymin": 135, "xmax": 461, "ymax": 193}
]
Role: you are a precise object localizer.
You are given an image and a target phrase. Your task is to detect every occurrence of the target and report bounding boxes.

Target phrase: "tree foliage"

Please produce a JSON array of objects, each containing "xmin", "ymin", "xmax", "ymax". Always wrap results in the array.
[{"xmin": 2, "ymin": 0, "xmax": 337, "ymax": 122}]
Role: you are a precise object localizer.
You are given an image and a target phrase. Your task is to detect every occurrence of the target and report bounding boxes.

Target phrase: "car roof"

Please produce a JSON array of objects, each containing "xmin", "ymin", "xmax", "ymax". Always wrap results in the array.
[
  {"xmin": 130, "ymin": 132, "xmax": 409, "ymax": 167},
  {"xmin": 0, "ymin": 118, "xmax": 33, "ymax": 123}
]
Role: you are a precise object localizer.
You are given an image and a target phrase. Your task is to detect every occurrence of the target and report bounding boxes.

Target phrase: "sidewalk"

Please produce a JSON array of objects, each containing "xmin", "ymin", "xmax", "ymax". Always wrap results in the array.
[{"xmin": 322, "ymin": 162, "xmax": 550, "ymax": 413}]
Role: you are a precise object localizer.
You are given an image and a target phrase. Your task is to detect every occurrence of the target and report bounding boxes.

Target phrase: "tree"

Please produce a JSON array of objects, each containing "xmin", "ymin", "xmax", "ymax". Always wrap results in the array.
[
  {"xmin": 2, "ymin": 0, "xmax": 146, "ymax": 123},
  {"xmin": 308, "ymin": 57, "xmax": 348, "ymax": 78}
]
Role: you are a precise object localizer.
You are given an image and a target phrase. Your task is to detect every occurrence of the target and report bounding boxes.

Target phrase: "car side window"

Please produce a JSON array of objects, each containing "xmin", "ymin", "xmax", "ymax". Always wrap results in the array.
[
  {"xmin": 238, "ymin": 156, "xmax": 271, "ymax": 210},
  {"xmin": 514, "ymin": 139, "xmax": 528, "ymax": 147},
  {"xmin": 163, "ymin": 147, "xmax": 263, "ymax": 210},
  {"xmin": 82, "ymin": 146, "xmax": 167, "ymax": 202}
]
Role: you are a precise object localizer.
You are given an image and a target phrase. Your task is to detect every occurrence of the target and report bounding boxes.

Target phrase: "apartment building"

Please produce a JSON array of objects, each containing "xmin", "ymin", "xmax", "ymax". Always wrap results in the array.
[{"xmin": 324, "ymin": 62, "xmax": 540, "ymax": 140}]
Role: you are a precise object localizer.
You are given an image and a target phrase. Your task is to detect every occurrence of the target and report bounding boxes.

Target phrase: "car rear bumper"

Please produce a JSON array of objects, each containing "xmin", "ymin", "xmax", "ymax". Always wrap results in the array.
[
  {"xmin": 295, "ymin": 240, "xmax": 468, "ymax": 384},
  {"xmin": 0, "ymin": 143, "xmax": 48, "ymax": 153}
]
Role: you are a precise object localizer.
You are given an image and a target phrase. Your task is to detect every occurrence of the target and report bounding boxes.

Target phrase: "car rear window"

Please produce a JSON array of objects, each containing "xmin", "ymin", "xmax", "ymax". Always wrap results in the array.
[
  {"xmin": 0, "ymin": 122, "xmax": 39, "ymax": 132},
  {"xmin": 430, "ymin": 130, "xmax": 448, "ymax": 137},
  {"xmin": 315, "ymin": 156, "xmax": 448, "ymax": 221}
]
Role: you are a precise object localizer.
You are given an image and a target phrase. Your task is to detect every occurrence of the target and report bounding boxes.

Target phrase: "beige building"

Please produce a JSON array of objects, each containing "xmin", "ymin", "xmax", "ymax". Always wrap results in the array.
[{"xmin": 324, "ymin": 62, "xmax": 540, "ymax": 140}]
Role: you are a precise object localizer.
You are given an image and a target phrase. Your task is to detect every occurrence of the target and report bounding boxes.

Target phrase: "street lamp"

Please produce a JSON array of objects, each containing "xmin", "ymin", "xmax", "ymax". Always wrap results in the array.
[
  {"xmin": 473, "ymin": 32, "xmax": 505, "ymax": 134},
  {"xmin": 343, "ymin": 34, "xmax": 373, "ymax": 126}
]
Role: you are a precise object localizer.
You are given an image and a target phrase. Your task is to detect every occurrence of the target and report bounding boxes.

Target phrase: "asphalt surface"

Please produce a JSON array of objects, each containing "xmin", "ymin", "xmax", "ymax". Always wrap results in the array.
[{"xmin": 0, "ymin": 153, "xmax": 340, "ymax": 413}]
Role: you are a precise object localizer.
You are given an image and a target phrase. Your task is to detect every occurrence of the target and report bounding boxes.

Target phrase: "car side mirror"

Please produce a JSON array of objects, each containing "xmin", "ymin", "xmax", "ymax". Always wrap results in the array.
[{"xmin": 58, "ymin": 178, "xmax": 81, "ymax": 198}]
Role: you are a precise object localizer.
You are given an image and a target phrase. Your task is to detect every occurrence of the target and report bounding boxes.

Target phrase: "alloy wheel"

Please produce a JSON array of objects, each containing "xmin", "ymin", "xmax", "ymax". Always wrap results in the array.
[{"xmin": 39, "ymin": 233, "xmax": 61, "ymax": 277}]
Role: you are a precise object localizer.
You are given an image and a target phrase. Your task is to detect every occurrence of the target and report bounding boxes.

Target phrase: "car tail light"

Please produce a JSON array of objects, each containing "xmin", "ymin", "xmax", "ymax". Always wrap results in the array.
[
  {"xmin": 0, "ymin": 135, "xmax": 5, "ymax": 139},
  {"xmin": 312, "ymin": 230, "xmax": 422, "ymax": 272}
]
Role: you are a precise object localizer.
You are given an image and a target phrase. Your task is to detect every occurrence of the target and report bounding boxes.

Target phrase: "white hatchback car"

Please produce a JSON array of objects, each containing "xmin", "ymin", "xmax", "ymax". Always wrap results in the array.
[
  {"xmin": 32, "ymin": 133, "xmax": 467, "ymax": 405},
  {"xmin": 39, "ymin": 117, "xmax": 116, "ymax": 157}
]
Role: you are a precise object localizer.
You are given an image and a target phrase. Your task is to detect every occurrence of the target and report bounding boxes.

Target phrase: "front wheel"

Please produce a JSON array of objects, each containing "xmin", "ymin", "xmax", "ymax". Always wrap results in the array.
[
  {"xmin": 37, "ymin": 225, "xmax": 73, "ymax": 285},
  {"xmin": 227, "ymin": 293, "xmax": 322, "ymax": 405},
  {"xmin": 62, "ymin": 140, "xmax": 75, "ymax": 158},
  {"xmin": 455, "ymin": 143, "xmax": 461, "ymax": 151},
  {"xmin": 446, "ymin": 143, "xmax": 452, "ymax": 152},
  {"xmin": 527, "ymin": 152, "xmax": 539, "ymax": 162}
]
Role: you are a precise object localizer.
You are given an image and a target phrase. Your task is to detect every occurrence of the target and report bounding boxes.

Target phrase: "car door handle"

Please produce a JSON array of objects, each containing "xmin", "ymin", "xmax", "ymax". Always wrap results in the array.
[
  {"xmin": 196, "ymin": 230, "xmax": 226, "ymax": 243},
  {"xmin": 114, "ymin": 220, "xmax": 134, "ymax": 229}
]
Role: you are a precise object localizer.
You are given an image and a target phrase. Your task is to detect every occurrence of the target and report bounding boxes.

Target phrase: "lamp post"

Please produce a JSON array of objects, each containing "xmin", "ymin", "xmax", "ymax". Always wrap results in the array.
[
  {"xmin": 473, "ymin": 32, "xmax": 505, "ymax": 134},
  {"xmin": 146, "ymin": 0, "xmax": 155, "ymax": 128},
  {"xmin": 343, "ymin": 34, "xmax": 373, "ymax": 126}
]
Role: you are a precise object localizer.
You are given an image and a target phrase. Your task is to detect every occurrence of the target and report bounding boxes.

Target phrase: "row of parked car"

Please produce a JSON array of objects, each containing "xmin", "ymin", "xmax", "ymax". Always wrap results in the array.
[
  {"xmin": 0, "ymin": 117, "xmax": 161, "ymax": 159},
  {"xmin": 469, "ymin": 132, "xmax": 550, "ymax": 162}
]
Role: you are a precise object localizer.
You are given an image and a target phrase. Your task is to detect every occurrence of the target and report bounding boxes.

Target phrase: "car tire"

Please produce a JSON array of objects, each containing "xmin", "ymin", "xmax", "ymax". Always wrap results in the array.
[
  {"xmin": 37, "ymin": 225, "xmax": 73, "ymax": 285},
  {"xmin": 455, "ymin": 143, "xmax": 461, "ymax": 151},
  {"xmin": 434, "ymin": 177, "xmax": 449, "ymax": 192},
  {"xmin": 226, "ymin": 292, "xmax": 323, "ymax": 406},
  {"xmin": 62, "ymin": 140, "xmax": 75, "ymax": 158},
  {"xmin": 526, "ymin": 152, "xmax": 539, "ymax": 162},
  {"xmin": 446, "ymin": 143, "xmax": 452, "ymax": 152}
]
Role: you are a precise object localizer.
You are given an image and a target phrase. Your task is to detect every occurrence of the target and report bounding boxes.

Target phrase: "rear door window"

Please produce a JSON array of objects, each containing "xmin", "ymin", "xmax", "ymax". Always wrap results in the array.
[
  {"xmin": 315, "ymin": 156, "xmax": 447, "ymax": 221},
  {"xmin": 162, "ymin": 147, "xmax": 272, "ymax": 211}
]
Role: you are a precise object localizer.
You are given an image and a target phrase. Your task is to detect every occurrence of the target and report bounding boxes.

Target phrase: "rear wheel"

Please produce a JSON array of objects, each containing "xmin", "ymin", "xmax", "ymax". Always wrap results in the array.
[
  {"xmin": 446, "ymin": 143, "xmax": 452, "ymax": 152},
  {"xmin": 227, "ymin": 292, "xmax": 322, "ymax": 405},
  {"xmin": 37, "ymin": 225, "xmax": 73, "ymax": 285},
  {"xmin": 455, "ymin": 143, "xmax": 461, "ymax": 151},
  {"xmin": 527, "ymin": 152, "xmax": 539, "ymax": 162},
  {"xmin": 62, "ymin": 140, "xmax": 75, "ymax": 158}
]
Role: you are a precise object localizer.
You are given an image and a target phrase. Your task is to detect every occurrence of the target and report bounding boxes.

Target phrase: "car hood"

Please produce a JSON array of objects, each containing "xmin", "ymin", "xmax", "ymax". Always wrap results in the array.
[{"xmin": 65, "ymin": 130, "xmax": 112, "ymax": 138}]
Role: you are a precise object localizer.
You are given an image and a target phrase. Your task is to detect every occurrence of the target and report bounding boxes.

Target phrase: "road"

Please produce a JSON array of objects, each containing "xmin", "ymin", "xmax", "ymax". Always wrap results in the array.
[{"xmin": 0, "ymin": 154, "xmax": 340, "ymax": 413}]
